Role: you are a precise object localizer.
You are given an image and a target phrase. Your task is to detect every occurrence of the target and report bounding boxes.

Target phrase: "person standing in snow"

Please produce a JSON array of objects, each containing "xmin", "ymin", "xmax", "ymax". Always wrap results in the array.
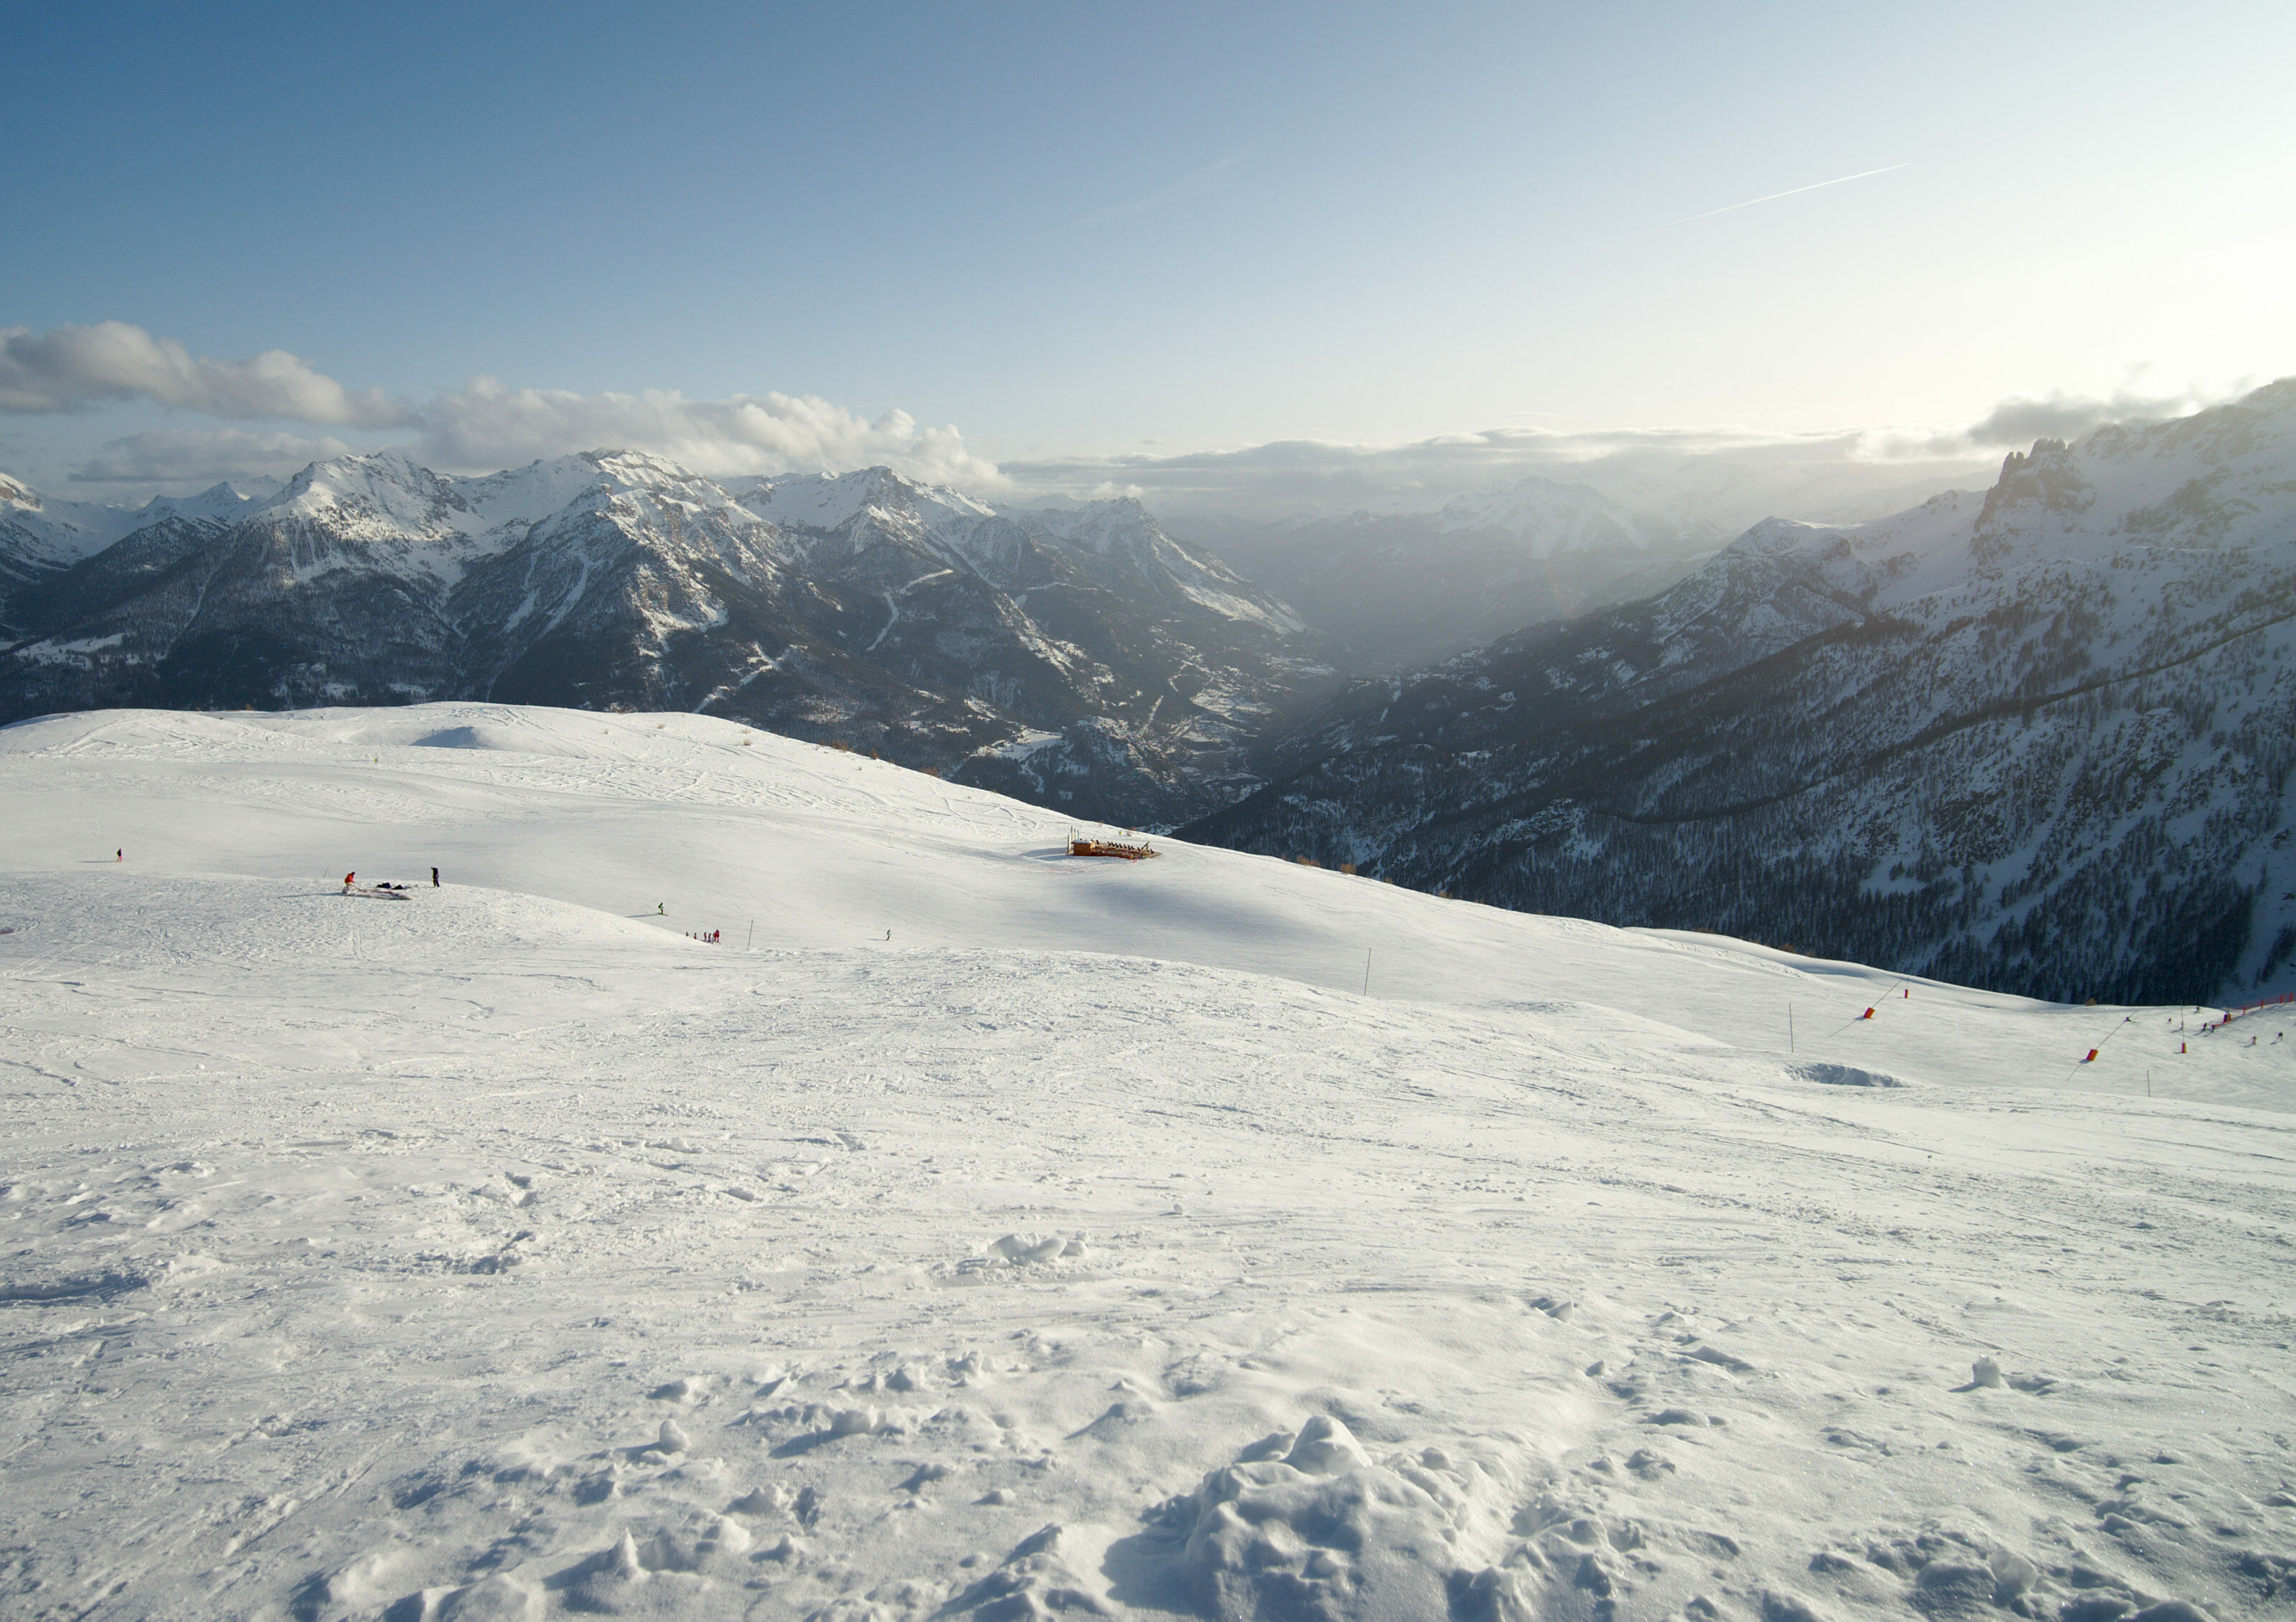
[
  {"xmin": 116, "ymin": 849, "xmax": 122, "ymax": 862},
  {"xmin": 431, "ymin": 867, "xmax": 439, "ymax": 887},
  {"xmin": 343, "ymin": 871, "xmax": 355, "ymax": 893}
]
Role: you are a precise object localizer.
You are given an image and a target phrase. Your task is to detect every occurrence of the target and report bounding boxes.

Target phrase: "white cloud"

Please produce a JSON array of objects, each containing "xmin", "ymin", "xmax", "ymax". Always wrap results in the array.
[
  {"xmin": 0, "ymin": 322, "xmax": 408, "ymax": 427},
  {"xmin": 11, "ymin": 319, "xmax": 2258, "ymax": 532},
  {"xmin": 1956, "ymin": 387, "xmax": 2203, "ymax": 448},
  {"xmin": 412, "ymin": 377, "xmax": 1005, "ymax": 490},
  {"xmin": 0, "ymin": 321, "xmax": 1007, "ymax": 496},
  {"xmin": 1854, "ymin": 382, "xmax": 2236, "ymax": 461},
  {"xmin": 67, "ymin": 428, "xmax": 360, "ymax": 486}
]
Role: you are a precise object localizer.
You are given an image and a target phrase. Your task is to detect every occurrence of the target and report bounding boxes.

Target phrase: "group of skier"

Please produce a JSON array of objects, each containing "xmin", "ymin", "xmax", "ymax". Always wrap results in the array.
[{"xmin": 342, "ymin": 867, "xmax": 441, "ymax": 893}]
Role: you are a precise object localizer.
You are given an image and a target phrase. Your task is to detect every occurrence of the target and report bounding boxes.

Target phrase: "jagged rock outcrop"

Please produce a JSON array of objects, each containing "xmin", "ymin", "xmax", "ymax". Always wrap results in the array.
[{"xmin": 1184, "ymin": 381, "xmax": 2296, "ymax": 1004}]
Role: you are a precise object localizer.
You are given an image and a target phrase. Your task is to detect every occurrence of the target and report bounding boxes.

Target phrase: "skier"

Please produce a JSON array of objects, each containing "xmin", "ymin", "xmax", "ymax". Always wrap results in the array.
[
  {"xmin": 431, "ymin": 867, "xmax": 439, "ymax": 887},
  {"xmin": 343, "ymin": 871, "xmax": 356, "ymax": 893},
  {"xmin": 116, "ymin": 849, "xmax": 122, "ymax": 862},
  {"xmin": 657, "ymin": 902, "xmax": 665, "ymax": 915}
]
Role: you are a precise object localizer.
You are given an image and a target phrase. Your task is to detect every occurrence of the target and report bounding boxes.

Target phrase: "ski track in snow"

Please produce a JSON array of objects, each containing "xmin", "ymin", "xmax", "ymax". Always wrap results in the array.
[{"xmin": 0, "ymin": 703, "xmax": 2292, "ymax": 1621}]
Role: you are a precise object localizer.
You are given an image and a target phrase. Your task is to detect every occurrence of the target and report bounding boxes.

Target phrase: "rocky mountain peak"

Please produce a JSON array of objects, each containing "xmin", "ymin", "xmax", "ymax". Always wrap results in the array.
[
  {"xmin": 0, "ymin": 448, "xmax": 1332, "ymax": 828},
  {"xmin": 740, "ymin": 464, "xmax": 994, "ymax": 537}
]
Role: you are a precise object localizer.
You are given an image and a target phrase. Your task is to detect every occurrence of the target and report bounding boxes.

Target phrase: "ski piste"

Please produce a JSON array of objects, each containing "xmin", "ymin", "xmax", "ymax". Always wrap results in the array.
[{"xmin": 1, "ymin": 701, "xmax": 2287, "ymax": 1622}]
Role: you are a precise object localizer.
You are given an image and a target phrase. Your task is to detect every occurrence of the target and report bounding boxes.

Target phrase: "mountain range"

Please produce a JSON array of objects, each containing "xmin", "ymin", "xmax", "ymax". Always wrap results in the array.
[
  {"xmin": 11, "ymin": 385, "xmax": 2295, "ymax": 1004},
  {"xmin": 1183, "ymin": 380, "xmax": 2296, "ymax": 1005},
  {"xmin": 0, "ymin": 454, "xmax": 1334, "ymax": 827}
]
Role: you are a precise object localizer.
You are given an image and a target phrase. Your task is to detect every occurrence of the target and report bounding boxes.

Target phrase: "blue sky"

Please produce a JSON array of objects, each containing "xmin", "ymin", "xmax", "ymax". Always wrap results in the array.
[{"xmin": 5, "ymin": 1, "xmax": 2291, "ymax": 499}]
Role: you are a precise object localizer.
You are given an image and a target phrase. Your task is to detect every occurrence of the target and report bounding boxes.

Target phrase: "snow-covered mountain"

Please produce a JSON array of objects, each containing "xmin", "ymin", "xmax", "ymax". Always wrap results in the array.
[
  {"xmin": 0, "ymin": 473, "xmax": 274, "ymax": 629},
  {"xmin": 1185, "ymin": 379, "xmax": 2296, "ymax": 1005},
  {"xmin": 1198, "ymin": 477, "xmax": 1712, "ymax": 669},
  {"xmin": 0, "ymin": 452, "xmax": 1335, "ymax": 826}
]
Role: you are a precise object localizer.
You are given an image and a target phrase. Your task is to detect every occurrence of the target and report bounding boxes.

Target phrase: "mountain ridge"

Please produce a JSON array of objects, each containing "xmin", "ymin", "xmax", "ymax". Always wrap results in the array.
[
  {"xmin": 0, "ymin": 450, "xmax": 1337, "ymax": 827},
  {"xmin": 1181, "ymin": 378, "xmax": 2296, "ymax": 1005}
]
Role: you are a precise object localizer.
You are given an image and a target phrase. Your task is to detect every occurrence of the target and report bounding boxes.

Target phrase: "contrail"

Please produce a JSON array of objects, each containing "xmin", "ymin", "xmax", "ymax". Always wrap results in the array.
[{"xmin": 1680, "ymin": 163, "xmax": 1908, "ymax": 223}]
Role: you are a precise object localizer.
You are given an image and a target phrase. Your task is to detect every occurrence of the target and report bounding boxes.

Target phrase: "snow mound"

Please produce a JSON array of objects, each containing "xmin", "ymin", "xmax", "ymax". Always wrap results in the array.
[
  {"xmin": 1134, "ymin": 1417, "xmax": 1495, "ymax": 1620},
  {"xmin": 1790, "ymin": 1061, "xmax": 1905, "ymax": 1088}
]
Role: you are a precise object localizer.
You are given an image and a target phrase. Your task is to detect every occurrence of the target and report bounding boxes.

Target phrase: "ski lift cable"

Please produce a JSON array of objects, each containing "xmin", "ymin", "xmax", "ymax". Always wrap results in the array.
[{"xmin": 2063, "ymin": 1013, "xmax": 2135, "ymax": 1082}]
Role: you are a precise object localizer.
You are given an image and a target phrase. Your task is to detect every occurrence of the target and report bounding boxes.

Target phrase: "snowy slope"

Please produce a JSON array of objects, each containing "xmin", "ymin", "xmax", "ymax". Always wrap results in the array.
[{"xmin": 2, "ymin": 702, "xmax": 2290, "ymax": 1621}]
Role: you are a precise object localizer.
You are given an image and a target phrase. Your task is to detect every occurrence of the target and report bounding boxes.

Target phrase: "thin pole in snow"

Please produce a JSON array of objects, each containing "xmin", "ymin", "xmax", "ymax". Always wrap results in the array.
[
  {"xmin": 746, "ymin": 920, "xmax": 755, "ymax": 951},
  {"xmin": 1363, "ymin": 947, "xmax": 1372, "ymax": 996}
]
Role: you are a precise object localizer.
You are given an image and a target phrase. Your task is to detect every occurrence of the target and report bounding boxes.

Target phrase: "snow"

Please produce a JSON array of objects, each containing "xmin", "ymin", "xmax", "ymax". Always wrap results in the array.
[
  {"xmin": 729, "ymin": 475, "xmax": 1302, "ymax": 637},
  {"xmin": 11, "ymin": 631, "xmax": 129, "ymax": 666},
  {"xmin": 1714, "ymin": 382, "xmax": 2296, "ymax": 614},
  {"xmin": 454, "ymin": 453, "xmax": 697, "ymax": 533},
  {"xmin": 1, "ymin": 702, "xmax": 2290, "ymax": 1621},
  {"xmin": 740, "ymin": 468, "xmax": 996, "ymax": 536},
  {"xmin": 1, "ymin": 476, "xmax": 270, "ymax": 569},
  {"xmin": 179, "ymin": 449, "xmax": 788, "ymax": 600},
  {"xmin": 1005, "ymin": 501, "xmax": 1304, "ymax": 634}
]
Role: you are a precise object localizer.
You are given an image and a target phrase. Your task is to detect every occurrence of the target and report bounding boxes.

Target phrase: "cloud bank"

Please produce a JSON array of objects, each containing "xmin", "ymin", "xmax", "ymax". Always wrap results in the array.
[
  {"xmin": 1849, "ymin": 383, "xmax": 2231, "ymax": 464},
  {"xmin": 1956, "ymin": 387, "xmax": 2208, "ymax": 448},
  {"xmin": 0, "ymin": 321, "xmax": 2254, "ymax": 530},
  {"xmin": 0, "ymin": 323, "xmax": 408, "ymax": 427},
  {"xmin": 416, "ymin": 377, "xmax": 1002, "ymax": 489},
  {"xmin": 1, "ymin": 323, "xmax": 1000, "ymax": 495}
]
